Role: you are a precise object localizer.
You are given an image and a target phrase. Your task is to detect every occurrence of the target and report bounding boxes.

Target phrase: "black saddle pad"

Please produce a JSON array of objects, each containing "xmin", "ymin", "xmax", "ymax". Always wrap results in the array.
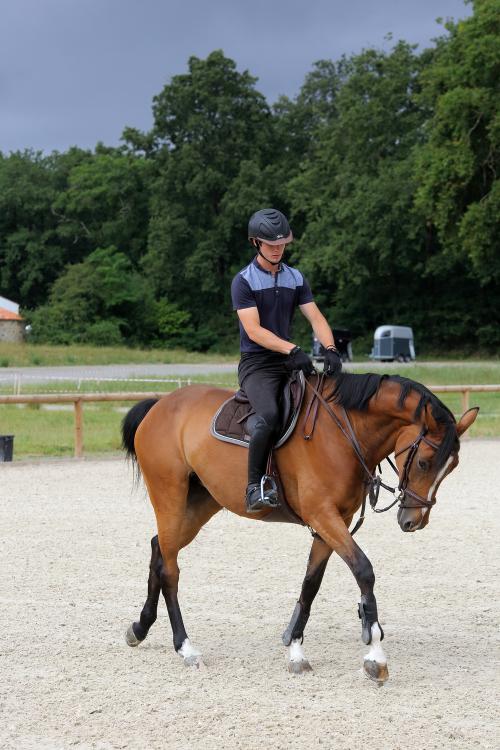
[{"xmin": 210, "ymin": 371, "xmax": 305, "ymax": 448}]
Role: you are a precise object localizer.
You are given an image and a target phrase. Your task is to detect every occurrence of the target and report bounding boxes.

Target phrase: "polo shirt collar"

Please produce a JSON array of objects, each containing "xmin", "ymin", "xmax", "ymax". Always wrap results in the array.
[{"xmin": 252, "ymin": 256, "xmax": 283, "ymax": 274}]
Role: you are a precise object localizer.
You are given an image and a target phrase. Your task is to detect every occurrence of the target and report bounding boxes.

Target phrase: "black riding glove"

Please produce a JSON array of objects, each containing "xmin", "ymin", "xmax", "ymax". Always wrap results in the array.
[
  {"xmin": 285, "ymin": 346, "xmax": 315, "ymax": 376},
  {"xmin": 324, "ymin": 347, "xmax": 342, "ymax": 376}
]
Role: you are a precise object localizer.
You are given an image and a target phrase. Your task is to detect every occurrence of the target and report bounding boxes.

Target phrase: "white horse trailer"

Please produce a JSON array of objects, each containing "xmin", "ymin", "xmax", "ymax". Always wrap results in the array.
[{"xmin": 370, "ymin": 325, "xmax": 415, "ymax": 362}]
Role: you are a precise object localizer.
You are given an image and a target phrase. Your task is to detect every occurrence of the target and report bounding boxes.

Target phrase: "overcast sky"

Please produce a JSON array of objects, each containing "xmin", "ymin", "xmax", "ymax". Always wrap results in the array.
[{"xmin": 1, "ymin": 0, "xmax": 471, "ymax": 154}]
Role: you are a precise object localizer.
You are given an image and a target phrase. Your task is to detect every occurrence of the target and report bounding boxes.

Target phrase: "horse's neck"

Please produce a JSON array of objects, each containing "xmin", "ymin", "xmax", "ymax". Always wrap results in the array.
[{"xmin": 350, "ymin": 382, "xmax": 422, "ymax": 469}]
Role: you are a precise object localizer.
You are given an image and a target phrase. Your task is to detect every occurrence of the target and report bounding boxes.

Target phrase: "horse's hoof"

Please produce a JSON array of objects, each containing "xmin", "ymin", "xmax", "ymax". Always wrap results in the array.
[
  {"xmin": 178, "ymin": 639, "xmax": 205, "ymax": 670},
  {"xmin": 288, "ymin": 658, "xmax": 313, "ymax": 675},
  {"xmin": 125, "ymin": 623, "xmax": 142, "ymax": 647},
  {"xmin": 184, "ymin": 654, "xmax": 206, "ymax": 670},
  {"xmin": 363, "ymin": 659, "xmax": 389, "ymax": 685}
]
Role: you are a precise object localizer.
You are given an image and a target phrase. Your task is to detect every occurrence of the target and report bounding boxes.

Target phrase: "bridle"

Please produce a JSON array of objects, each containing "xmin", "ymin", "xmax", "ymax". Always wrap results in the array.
[{"xmin": 303, "ymin": 374, "xmax": 446, "ymax": 535}]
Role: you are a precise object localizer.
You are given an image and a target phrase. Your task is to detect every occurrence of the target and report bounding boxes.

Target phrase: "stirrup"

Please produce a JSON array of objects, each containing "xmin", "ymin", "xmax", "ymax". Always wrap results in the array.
[{"xmin": 245, "ymin": 475, "xmax": 280, "ymax": 513}]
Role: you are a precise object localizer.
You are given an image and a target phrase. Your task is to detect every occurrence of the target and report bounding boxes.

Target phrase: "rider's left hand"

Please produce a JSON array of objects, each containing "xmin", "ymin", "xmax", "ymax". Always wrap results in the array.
[{"xmin": 324, "ymin": 347, "xmax": 342, "ymax": 376}]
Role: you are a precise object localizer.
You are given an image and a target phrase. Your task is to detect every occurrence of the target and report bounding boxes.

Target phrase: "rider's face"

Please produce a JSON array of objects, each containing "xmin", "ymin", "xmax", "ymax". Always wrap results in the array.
[{"xmin": 258, "ymin": 241, "xmax": 286, "ymax": 263}]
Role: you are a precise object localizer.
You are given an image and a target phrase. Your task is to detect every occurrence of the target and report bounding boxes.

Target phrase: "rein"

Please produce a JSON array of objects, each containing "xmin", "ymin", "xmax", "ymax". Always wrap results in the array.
[{"xmin": 303, "ymin": 374, "xmax": 441, "ymax": 535}]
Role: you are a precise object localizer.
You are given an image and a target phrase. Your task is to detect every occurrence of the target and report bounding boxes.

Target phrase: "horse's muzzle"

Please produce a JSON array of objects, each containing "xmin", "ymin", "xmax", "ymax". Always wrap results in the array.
[{"xmin": 397, "ymin": 505, "xmax": 428, "ymax": 532}]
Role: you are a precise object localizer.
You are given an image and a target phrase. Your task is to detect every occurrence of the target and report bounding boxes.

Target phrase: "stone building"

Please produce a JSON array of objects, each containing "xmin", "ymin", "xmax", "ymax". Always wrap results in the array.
[{"xmin": 0, "ymin": 296, "xmax": 25, "ymax": 343}]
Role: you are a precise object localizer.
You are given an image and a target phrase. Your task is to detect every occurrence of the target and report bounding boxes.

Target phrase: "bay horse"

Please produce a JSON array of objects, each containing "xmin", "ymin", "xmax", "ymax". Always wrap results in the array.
[{"xmin": 122, "ymin": 372, "xmax": 478, "ymax": 682}]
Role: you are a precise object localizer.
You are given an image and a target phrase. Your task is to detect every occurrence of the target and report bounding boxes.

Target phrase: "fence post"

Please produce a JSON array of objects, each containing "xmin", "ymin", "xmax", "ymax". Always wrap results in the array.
[
  {"xmin": 74, "ymin": 399, "xmax": 84, "ymax": 458},
  {"xmin": 461, "ymin": 389, "xmax": 470, "ymax": 414}
]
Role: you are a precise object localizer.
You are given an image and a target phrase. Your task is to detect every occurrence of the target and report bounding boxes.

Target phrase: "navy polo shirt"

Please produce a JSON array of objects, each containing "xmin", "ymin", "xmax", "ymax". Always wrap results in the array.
[{"xmin": 231, "ymin": 257, "xmax": 314, "ymax": 353}]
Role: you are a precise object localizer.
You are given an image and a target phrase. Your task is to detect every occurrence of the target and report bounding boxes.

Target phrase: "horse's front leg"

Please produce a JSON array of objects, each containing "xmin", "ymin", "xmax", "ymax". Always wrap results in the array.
[
  {"xmin": 309, "ymin": 511, "xmax": 389, "ymax": 684},
  {"xmin": 282, "ymin": 534, "xmax": 332, "ymax": 674}
]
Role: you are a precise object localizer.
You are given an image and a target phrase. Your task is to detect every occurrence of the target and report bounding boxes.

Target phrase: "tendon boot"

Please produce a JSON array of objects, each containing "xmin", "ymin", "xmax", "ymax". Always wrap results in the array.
[{"xmin": 245, "ymin": 416, "xmax": 280, "ymax": 513}]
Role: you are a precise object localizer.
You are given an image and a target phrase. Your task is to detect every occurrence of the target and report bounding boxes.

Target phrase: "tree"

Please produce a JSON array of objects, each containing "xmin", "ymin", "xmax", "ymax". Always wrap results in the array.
[
  {"xmin": 0, "ymin": 148, "xmax": 91, "ymax": 307},
  {"xmin": 288, "ymin": 42, "xmax": 428, "ymax": 335},
  {"xmin": 413, "ymin": 0, "xmax": 500, "ymax": 344},
  {"xmin": 52, "ymin": 147, "xmax": 152, "ymax": 265},
  {"xmin": 136, "ymin": 50, "xmax": 277, "ymax": 348},
  {"xmin": 29, "ymin": 246, "xmax": 152, "ymax": 344}
]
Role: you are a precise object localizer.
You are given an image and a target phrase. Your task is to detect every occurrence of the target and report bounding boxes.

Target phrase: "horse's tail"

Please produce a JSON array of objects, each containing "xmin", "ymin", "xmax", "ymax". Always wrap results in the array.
[{"xmin": 121, "ymin": 399, "xmax": 159, "ymax": 480}]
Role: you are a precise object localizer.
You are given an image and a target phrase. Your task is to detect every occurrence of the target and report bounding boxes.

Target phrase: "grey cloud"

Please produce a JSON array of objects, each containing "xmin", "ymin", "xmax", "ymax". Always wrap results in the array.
[{"xmin": 0, "ymin": 0, "xmax": 471, "ymax": 153}]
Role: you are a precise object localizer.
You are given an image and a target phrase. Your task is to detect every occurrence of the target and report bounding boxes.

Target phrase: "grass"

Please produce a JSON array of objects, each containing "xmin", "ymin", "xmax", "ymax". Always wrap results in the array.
[
  {"xmin": 0, "ymin": 342, "xmax": 239, "ymax": 367},
  {"xmin": 0, "ymin": 362, "xmax": 498, "ymax": 459}
]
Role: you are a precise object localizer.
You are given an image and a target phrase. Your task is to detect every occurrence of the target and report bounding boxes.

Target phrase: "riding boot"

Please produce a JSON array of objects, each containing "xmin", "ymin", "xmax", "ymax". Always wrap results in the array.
[{"xmin": 246, "ymin": 416, "xmax": 279, "ymax": 513}]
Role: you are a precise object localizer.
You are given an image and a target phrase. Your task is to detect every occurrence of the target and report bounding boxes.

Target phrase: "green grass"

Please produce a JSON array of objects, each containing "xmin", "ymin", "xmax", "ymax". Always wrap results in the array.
[
  {"xmin": 0, "ymin": 403, "xmax": 124, "ymax": 458},
  {"xmin": 0, "ymin": 342, "xmax": 239, "ymax": 367}
]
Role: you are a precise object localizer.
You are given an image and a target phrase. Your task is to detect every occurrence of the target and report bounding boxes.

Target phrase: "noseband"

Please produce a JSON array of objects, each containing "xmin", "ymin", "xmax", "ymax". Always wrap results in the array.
[
  {"xmin": 304, "ymin": 376, "xmax": 446, "ymax": 534},
  {"xmin": 390, "ymin": 427, "xmax": 441, "ymax": 509}
]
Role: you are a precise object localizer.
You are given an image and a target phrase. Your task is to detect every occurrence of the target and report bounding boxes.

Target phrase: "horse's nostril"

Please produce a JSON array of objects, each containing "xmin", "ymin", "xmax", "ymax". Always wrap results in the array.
[{"xmin": 403, "ymin": 520, "xmax": 413, "ymax": 531}]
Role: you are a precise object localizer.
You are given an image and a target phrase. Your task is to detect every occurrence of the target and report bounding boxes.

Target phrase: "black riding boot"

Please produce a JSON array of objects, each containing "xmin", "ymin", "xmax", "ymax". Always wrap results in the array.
[{"xmin": 246, "ymin": 416, "xmax": 279, "ymax": 513}]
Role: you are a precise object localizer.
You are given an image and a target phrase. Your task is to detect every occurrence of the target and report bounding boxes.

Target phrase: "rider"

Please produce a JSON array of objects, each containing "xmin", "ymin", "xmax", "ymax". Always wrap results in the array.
[{"xmin": 231, "ymin": 208, "xmax": 342, "ymax": 514}]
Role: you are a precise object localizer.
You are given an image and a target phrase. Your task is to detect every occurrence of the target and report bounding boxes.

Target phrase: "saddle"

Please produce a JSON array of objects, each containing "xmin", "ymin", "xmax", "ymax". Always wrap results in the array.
[
  {"xmin": 211, "ymin": 370, "xmax": 305, "ymax": 449},
  {"xmin": 210, "ymin": 371, "xmax": 306, "ymax": 526}
]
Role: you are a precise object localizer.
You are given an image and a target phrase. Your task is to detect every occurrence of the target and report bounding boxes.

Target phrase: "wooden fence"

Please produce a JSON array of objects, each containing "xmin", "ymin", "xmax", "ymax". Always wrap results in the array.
[{"xmin": 0, "ymin": 385, "xmax": 498, "ymax": 458}]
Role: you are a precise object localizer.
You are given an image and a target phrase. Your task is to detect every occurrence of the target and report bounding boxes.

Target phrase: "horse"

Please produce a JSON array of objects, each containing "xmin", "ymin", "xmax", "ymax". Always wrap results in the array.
[{"xmin": 121, "ymin": 371, "xmax": 478, "ymax": 682}]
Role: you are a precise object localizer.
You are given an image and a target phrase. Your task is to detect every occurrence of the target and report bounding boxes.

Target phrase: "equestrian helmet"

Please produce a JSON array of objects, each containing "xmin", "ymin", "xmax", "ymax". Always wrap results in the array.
[{"xmin": 248, "ymin": 208, "xmax": 293, "ymax": 246}]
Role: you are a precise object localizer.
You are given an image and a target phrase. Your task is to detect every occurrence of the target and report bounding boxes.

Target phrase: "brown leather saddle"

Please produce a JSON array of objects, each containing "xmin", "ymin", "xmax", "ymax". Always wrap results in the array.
[{"xmin": 210, "ymin": 371, "xmax": 306, "ymax": 525}]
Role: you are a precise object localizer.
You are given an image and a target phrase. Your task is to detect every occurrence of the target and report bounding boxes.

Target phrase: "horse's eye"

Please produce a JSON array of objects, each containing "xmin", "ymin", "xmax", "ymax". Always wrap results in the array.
[{"xmin": 418, "ymin": 458, "xmax": 430, "ymax": 471}]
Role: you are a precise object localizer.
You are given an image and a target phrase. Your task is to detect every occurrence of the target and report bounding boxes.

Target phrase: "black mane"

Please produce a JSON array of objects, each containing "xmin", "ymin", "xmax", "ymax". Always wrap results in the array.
[{"xmin": 326, "ymin": 372, "xmax": 459, "ymax": 468}]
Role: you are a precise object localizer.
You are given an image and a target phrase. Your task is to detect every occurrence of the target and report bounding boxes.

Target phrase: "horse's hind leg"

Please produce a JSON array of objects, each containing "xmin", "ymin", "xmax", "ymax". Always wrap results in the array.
[
  {"xmin": 126, "ymin": 474, "xmax": 220, "ymax": 668},
  {"xmin": 282, "ymin": 534, "xmax": 332, "ymax": 674},
  {"xmin": 126, "ymin": 535, "xmax": 162, "ymax": 647}
]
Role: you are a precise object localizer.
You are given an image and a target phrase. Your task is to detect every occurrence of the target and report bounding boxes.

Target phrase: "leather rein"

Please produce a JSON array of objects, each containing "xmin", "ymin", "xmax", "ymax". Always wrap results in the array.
[{"xmin": 303, "ymin": 373, "xmax": 442, "ymax": 536}]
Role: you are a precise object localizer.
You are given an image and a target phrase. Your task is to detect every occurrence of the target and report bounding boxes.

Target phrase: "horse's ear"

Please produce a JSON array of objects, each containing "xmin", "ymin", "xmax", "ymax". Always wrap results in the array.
[{"xmin": 456, "ymin": 407, "xmax": 479, "ymax": 436}]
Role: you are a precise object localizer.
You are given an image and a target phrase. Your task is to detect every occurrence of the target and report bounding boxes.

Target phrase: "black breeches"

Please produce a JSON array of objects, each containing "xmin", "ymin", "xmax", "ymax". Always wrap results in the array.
[
  {"xmin": 240, "ymin": 366, "xmax": 287, "ymax": 484},
  {"xmin": 242, "ymin": 368, "xmax": 286, "ymax": 432}
]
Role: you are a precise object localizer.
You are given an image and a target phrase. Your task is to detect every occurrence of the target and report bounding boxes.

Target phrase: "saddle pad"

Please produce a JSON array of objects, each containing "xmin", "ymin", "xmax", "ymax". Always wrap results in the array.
[{"xmin": 210, "ymin": 371, "xmax": 305, "ymax": 449}]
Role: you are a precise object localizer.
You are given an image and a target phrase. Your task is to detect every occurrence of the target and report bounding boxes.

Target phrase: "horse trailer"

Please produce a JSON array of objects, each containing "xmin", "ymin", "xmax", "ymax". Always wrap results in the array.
[{"xmin": 370, "ymin": 325, "xmax": 415, "ymax": 362}]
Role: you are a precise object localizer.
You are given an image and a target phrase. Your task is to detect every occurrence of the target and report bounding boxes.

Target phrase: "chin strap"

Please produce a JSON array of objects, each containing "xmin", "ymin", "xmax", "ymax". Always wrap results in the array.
[{"xmin": 254, "ymin": 240, "xmax": 282, "ymax": 267}]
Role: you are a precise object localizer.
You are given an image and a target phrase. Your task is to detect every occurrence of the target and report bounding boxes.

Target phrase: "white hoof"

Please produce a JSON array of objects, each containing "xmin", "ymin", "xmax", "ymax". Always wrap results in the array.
[
  {"xmin": 287, "ymin": 639, "xmax": 313, "ymax": 675},
  {"xmin": 125, "ymin": 624, "xmax": 141, "ymax": 647},
  {"xmin": 178, "ymin": 638, "xmax": 205, "ymax": 670}
]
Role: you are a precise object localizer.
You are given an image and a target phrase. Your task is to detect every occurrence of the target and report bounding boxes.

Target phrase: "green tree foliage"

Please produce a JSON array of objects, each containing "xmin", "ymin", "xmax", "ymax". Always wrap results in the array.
[
  {"xmin": 413, "ymin": 0, "xmax": 500, "ymax": 345},
  {"xmin": 136, "ymin": 50, "xmax": 280, "ymax": 349},
  {"xmin": 415, "ymin": 0, "xmax": 499, "ymax": 282},
  {"xmin": 0, "ymin": 148, "xmax": 91, "ymax": 306},
  {"xmin": 29, "ymin": 246, "xmax": 152, "ymax": 345},
  {"xmin": 52, "ymin": 146, "xmax": 152, "ymax": 265},
  {"xmin": 288, "ymin": 42, "xmax": 428, "ymax": 332}
]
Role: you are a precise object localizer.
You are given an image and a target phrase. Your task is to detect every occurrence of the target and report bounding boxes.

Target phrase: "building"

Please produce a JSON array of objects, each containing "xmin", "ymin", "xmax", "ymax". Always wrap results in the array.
[{"xmin": 0, "ymin": 296, "xmax": 25, "ymax": 343}]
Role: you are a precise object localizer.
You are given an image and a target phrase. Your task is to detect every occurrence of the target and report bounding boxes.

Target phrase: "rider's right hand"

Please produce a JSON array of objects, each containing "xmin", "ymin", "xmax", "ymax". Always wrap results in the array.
[{"xmin": 284, "ymin": 346, "xmax": 315, "ymax": 376}]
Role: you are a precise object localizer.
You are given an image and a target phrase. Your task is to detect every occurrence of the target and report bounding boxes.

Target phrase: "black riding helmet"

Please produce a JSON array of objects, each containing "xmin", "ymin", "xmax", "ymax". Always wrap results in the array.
[{"xmin": 248, "ymin": 208, "xmax": 293, "ymax": 246}]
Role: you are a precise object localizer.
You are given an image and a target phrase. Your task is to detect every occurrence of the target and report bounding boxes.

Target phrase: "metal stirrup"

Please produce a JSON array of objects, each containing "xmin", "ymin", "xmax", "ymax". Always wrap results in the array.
[{"xmin": 260, "ymin": 474, "xmax": 278, "ymax": 501}]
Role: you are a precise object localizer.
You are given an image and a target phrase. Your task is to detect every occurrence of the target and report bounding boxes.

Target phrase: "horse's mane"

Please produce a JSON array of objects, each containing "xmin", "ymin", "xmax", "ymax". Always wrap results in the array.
[{"xmin": 326, "ymin": 372, "xmax": 459, "ymax": 468}]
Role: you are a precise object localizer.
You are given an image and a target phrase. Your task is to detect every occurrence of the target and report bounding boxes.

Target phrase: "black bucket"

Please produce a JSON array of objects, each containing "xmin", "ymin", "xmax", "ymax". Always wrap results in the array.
[{"xmin": 0, "ymin": 435, "xmax": 14, "ymax": 462}]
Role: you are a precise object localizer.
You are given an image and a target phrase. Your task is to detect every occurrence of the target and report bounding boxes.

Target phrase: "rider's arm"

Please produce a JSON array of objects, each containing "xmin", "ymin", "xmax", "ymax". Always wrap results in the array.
[
  {"xmin": 299, "ymin": 301, "xmax": 335, "ymax": 349},
  {"xmin": 237, "ymin": 307, "xmax": 296, "ymax": 354}
]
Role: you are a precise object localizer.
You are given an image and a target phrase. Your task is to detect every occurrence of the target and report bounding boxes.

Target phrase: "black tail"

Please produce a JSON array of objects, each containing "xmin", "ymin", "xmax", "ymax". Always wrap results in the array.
[{"xmin": 121, "ymin": 399, "xmax": 159, "ymax": 479}]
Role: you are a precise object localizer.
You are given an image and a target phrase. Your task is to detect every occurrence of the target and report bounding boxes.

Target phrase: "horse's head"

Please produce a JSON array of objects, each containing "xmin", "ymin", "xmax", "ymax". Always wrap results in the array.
[{"xmin": 394, "ymin": 407, "xmax": 478, "ymax": 532}]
